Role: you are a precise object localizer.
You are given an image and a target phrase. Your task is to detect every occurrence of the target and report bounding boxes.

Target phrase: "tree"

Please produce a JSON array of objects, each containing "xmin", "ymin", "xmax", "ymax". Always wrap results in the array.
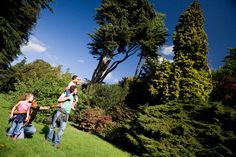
[
  {"xmin": 219, "ymin": 48, "xmax": 236, "ymax": 76},
  {"xmin": 88, "ymin": 0, "xmax": 166, "ymax": 84},
  {"xmin": 212, "ymin": 48, "xmax": 236, "ymax": 106},
  {"xmin": 173, "ymin": 0, "xmax": 212, "ymax": 101},
  {"xmin": 0, "ymin": 58, "xmax": 26, "ymax": 92},
  {"xmin": 0, "ymin": 0, "xmax": 53, "ymax": 71}
]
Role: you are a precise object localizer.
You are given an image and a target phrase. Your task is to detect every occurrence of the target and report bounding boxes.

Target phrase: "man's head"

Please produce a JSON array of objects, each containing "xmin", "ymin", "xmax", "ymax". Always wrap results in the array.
[{"xmin": 31, "ymin": 99, "xmax": 38, "ymax": 108}]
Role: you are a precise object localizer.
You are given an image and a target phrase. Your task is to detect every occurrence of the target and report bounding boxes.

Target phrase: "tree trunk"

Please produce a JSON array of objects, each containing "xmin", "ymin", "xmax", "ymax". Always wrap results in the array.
[{"xmin": 134, "ymin": 54, "xmax": 143, "ymax": 79}]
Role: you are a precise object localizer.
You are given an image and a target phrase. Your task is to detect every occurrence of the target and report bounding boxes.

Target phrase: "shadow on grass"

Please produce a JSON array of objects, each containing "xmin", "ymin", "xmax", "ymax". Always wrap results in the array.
[
  {"xmin": 70, "ymin": 123, "xmax": 134, "ymax": 155},
  {"xmin": 40, "ymin": 125, "xmax": 49, "ymax": 139}
]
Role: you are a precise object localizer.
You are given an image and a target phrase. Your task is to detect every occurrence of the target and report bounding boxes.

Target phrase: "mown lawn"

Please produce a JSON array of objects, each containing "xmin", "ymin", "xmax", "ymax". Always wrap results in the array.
[{"xmin": 0, "ymin": 94, "xmax": 131, "ymax": 157}]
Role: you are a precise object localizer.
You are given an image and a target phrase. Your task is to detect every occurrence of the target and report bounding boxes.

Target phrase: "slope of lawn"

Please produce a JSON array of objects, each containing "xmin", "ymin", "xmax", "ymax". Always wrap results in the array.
[{"xmin": 0, "ymin": 94, "xmax": 131, "ymax": 157}]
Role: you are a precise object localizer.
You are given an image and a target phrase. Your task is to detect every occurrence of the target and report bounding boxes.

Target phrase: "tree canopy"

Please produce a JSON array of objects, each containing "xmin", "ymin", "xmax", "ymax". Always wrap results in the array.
[
  {"xmin": 89, "ymin": 0, "xmax": 167, "ymax": 84},
  {"xmin": 0, "ymin": 0, "xmax": 53, "ymax": 71}
]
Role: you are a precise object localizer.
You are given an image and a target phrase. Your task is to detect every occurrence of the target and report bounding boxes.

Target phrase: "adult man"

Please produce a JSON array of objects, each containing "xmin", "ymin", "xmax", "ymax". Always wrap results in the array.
[{"xmin": 47, "ymin": 85, "xmax": 77, "ymax": 148}]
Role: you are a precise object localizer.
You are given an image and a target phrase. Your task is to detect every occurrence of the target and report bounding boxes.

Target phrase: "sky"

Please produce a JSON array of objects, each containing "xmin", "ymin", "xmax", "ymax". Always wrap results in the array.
[{"xmin": 16, "ymin": 0, "xmax": 236, "ymax": 83}]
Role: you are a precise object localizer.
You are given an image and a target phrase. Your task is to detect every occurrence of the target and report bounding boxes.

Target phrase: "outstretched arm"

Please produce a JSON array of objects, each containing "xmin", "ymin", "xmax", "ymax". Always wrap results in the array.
[{"xmin": 39, "ymin": 106, "xmax": 50, "ymax": 110}]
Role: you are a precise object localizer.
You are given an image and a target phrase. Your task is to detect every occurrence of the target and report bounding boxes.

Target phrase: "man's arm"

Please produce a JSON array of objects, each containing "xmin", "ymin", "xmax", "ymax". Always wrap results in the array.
[{"xmin": 58, "ymin": 93, "xmax": 71, "ymax": 103}]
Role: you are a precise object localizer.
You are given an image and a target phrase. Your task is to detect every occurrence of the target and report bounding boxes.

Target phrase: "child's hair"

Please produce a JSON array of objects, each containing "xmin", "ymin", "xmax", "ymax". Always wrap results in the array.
[
  {"xmin": 18, "ymin": 94, "xmax": 27, "ymax": 101},
  {"xmin": 71, "ymin": 75, "xmax": 78, "ymax": 80},
  {"xmin": 69, "ymin": 85, "xmax": 77, "ymax": 93},
  {"xmin": 25, "ymin": 93, "xmax": 34, "ymax": 100}
]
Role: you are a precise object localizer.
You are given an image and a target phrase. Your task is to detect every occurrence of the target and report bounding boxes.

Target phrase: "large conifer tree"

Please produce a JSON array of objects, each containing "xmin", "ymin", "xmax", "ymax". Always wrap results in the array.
[{"xmin": 173, "ymin": 0, "xmax": 212, "ymax": 101}]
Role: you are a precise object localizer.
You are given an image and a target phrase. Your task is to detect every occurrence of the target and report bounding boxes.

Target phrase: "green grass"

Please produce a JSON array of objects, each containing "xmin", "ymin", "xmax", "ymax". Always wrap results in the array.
[{"xmin": 0, "ymin": 94, "xmax": 131, "ymax": 157}]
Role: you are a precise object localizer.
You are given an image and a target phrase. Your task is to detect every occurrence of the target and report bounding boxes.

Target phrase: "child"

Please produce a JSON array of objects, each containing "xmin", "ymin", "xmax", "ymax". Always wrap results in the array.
[
  {"xmin": 7, "ymin": 93, "xmax": 34, "ymax": 140},
  {"xmin": 12, "ymin": 99, "xmax": 58, "ymax": 139},
  {"xmin": 60, "ymin": 75, "xmax": 80, "ymax": 110}
]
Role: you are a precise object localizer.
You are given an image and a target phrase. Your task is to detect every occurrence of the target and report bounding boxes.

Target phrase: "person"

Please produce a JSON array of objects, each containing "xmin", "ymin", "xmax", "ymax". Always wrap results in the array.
[
  {"xmin": 47, "ymin": 85, "xmax": 78, "ymax": 148},
  {"xmin": 60, "ymin": 75, "xmax": 80, "ymax": 110},
  {"xmin": 7, "ymin": 93, "xmax": 34, "ymax": 140},
  {"xmin": 65, "ymin": 75, "xmax": 80, "ymax": 95},
  {"xmin": 15, "ymin": 99, "xmax": 53, "ymax": 139}
]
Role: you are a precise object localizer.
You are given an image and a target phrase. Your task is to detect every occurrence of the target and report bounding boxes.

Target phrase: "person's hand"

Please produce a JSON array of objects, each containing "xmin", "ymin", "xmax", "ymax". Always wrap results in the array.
[{"xmin": 25, "ymin": 117, "xmax": 30, "ymax": 122}]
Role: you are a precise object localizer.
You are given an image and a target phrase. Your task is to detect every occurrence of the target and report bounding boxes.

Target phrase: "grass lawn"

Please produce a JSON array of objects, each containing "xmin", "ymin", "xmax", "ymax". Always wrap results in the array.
[{"xmin": 0, "ymin": 94, "xmax": 131, "ymax": 157}]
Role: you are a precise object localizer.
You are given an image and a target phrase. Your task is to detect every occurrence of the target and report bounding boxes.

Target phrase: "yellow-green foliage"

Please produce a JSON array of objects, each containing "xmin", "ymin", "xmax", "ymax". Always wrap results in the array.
[
  {"xmin": 149, "ymin": 60, "xmax": 180, "ymax": 103},
  {"xmin": 173, "ymin": 0, "xmax": 212, "ymax": 101},
  {"xmin": 179, "ymin": 67, "xmax": 212, "ymax": 102}
]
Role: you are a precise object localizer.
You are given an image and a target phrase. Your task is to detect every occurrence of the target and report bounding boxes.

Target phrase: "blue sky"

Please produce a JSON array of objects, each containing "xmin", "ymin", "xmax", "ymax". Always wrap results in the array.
[{"xmin": 16, "ymin": 0, "xmax": 236, "ymax": 83}]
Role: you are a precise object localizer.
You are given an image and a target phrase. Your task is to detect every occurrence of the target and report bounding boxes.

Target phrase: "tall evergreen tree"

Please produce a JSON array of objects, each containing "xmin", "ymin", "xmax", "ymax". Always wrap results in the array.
[
  {"xmin": 0, "ymin": 0, "xmax": 53, "ymax": 71},
  {"xmin": 173, "ymin": 0, "xmax": 212, "ymax": 101},
  {"xmin": 88, "ymin": 0, "xmax": 166, "ymax": 84}
]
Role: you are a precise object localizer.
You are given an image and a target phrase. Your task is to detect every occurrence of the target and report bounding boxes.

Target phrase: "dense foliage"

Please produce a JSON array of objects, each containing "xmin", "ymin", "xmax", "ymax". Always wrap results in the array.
[
  {"xmin": 0, "ymin": 0, "xmax": 235, "ymax": 157},
  {"xmin": 0, "ymin": 0, "xmax": 53, "ymax": 71},
  {"xmin": 173, "ymin": 0, "xmax": 212, "ymax": 102},
  {"xmin": 211, "ymin": 48, "xmax": 236, "ymax": 106},
  {"xmin": 89, "ymin": 0, "xmax": 167, "ymax": 83}
]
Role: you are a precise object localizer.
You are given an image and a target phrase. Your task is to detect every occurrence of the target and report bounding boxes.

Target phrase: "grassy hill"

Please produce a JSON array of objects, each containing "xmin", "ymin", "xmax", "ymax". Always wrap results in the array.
[{"xmin": 0, "ymin": 94, "xmax": 131, "ymax": 157}]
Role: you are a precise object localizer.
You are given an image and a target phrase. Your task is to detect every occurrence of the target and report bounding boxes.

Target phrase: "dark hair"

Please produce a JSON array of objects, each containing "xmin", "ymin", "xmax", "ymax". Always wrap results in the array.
[
  {"xmin": 72, "ymin": 75, "xmax": 78, "ymax": 80},
  {"xmin": 69, "ymin": 85, "xmax": 77, "ymax": 93}
]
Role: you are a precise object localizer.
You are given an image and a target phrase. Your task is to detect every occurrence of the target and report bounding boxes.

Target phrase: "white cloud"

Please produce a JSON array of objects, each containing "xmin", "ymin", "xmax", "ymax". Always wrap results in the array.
[
  {"xmin": 77, "ymin": 59, "xmax": 85, "ymax": 63},
  {"xmin": 20, "ymin": 36, "xmax": 47, "ymax": 53},
  {"xmin": 158, "ymin": 56, "xmax": 164, "ymax": 63},
  {"xmin": 160, "ymin": 45, "xmax": 174, "ymax": 56}
]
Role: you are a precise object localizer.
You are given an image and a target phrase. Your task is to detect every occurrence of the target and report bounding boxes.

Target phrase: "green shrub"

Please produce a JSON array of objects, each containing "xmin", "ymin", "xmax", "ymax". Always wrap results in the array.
[{"xmin": 90, "ymin": 84, "xmax": 127, "ymax": 111}]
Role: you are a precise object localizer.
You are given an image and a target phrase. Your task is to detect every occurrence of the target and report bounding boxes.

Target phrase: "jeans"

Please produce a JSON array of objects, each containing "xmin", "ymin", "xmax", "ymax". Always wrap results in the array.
[
  {"xmin": 47, "ymin": 110, "xmax": 68, "ymax": 145},
  {"xmin": 17, "ymin": 123, "xmax": 37, "ymax": 139},
  {"xmin": 7, "ymin": 119, "xmax": 23, "ymax": 137}
]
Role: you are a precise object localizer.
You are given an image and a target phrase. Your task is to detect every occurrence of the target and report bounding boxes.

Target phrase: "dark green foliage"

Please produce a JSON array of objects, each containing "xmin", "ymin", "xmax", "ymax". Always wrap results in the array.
[
  {"xmin": 114, "ymin": 1, "xmax": 235, "ymax": 156},
  {"xmin": 90, "ymin": 84, "xmax": 127, "ymax": 111},
  {"xmin": 0, "ymin": 58, "xmax": 27, "ymax": 92},
  {"xmin": 121, "ymin": 101, "xmax": 236, "ymax": 157},
  {"xmin": 89, "ymin": 0, "xmax": 167, "ymax": 83},
  {"xmin": 125, "ymin": 79, "xmax": 150, "ymax": 109},
  {"xmin": 0, "ymin": 0, "xmax": 53, "ymax": 70},
  {"xmin": 211, "ymin": 48, "xmax": 236, "ymax": 106},
  {"xmin": 219, "ymin": 48, "xmax": 236, "ymax": 76},
  {"xmin": 0, "ymin": 17, "xmax": 21, "ymax": 70}
]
